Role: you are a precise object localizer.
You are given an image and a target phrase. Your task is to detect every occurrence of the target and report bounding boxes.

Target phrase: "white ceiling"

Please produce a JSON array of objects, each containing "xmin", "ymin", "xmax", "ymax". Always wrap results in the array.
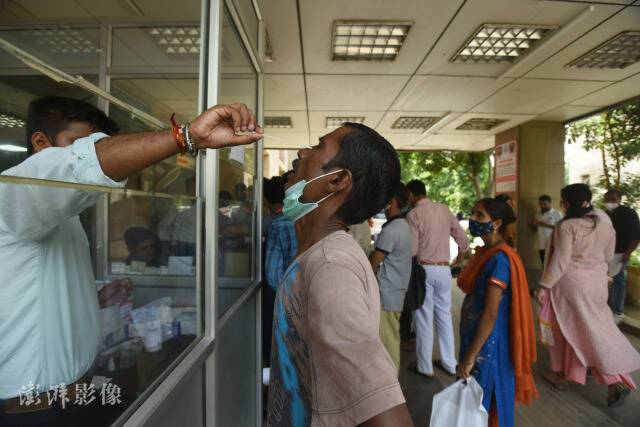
[{"xmin": 263, "ymin": 0, "xmax": 640, "ymax": 151}]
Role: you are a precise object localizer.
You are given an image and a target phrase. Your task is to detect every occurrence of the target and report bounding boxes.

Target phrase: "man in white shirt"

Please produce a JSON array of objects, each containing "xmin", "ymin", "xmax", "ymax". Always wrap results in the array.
[
  {"xmin": 0, "ymin": 96, "xmax": 261, "ymax": 423},
  {"xmin": 532, "ymin": 194, "xmax": 563, "ymax": 265}
]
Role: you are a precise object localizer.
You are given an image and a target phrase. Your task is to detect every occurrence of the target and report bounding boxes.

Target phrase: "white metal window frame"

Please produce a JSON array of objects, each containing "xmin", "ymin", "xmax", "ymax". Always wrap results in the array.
[{"xmin": 122, "ymin": 0, "xmax": 265, "ymax": 425}]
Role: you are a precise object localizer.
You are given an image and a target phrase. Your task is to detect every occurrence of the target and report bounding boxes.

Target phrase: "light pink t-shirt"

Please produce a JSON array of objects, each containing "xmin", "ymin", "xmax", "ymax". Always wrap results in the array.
[{"xmin": 267, "ymin": 231, "xmax": 405, "ymax": 427}]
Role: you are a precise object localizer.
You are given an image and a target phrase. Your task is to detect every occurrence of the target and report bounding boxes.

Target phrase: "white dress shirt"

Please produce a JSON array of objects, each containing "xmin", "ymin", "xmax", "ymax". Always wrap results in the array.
[{"xmin": 0, "ymin": 133, "xmax": 125, "ymax": 399}]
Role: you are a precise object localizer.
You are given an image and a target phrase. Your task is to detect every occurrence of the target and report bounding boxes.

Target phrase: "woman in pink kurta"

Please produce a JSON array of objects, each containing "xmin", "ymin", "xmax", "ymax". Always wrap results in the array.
[{"xmin": 536, "ymin": 184, "xmax": 640, "ymax": 407}]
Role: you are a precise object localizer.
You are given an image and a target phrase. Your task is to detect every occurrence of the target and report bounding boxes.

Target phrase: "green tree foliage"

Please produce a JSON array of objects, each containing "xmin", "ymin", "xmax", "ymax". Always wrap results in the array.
[
  {"xmin": 398, "ymin": 150, "xmax": 493, "ymax": 215},
  {"xmin": 567, "ymin": 102, "xmax": 640, "ymax": 207}
]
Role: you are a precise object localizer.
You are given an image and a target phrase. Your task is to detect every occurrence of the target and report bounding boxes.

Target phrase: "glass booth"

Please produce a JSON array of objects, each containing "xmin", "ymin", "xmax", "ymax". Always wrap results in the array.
[{"xmin": 0, "ymin": 0, "xmax": 264, "ymax": 426}]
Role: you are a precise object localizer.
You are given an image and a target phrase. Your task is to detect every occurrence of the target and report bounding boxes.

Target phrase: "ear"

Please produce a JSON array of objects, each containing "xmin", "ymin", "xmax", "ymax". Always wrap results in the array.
[
  {"xmin": 326, "ymin": 169, "xmax": 352, "ymax": 194},
  {"xmin": 31, "ymin": 131, "xmax": 53, "ymax": 154},
  {"xmin": 494, "ymin": 218, "xmax": 503, "ymax": 232}
]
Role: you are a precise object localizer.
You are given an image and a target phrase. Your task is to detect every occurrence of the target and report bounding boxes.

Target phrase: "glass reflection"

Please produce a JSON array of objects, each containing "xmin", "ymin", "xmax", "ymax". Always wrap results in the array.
[{"xmin": 216, "ymin": 7, "xmax": 258, "ymax": 316}]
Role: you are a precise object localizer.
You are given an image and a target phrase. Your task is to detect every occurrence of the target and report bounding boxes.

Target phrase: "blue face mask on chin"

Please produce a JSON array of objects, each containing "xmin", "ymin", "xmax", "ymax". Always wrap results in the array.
[
  {"xmin": 469, "ymin": 219, "xmax": 494, "ymax": 237},
  {"xmin": 283, "ymin": 169, "xmax": 343, "ymax": 222}
]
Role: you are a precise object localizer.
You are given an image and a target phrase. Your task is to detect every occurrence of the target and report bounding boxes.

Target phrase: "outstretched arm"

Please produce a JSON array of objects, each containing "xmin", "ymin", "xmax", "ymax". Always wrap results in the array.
[{"xmin": 96, "ymin": 103, "xmax": 262, "ymax": 181}]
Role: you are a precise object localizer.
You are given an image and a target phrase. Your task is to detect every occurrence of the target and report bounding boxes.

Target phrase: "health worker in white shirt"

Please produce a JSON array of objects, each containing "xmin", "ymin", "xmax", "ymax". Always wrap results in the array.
[
  {"xmin": 531, "ymin": 194, "xmax": 564, "ymax": 266},
  {"xmin": 0, "ymin": 96, "xmax": 262, "ymax": 418}
]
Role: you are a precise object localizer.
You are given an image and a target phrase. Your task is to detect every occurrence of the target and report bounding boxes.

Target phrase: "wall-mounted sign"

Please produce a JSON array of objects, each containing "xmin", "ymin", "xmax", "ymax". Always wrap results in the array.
[{"xmin": 495, "ymin": 140, "xmax": 517, "ymax": 193}]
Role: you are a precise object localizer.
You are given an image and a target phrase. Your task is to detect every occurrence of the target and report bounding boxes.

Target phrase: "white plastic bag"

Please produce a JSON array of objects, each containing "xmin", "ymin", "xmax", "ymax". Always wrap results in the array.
[{"xmin": 430, "ymin": 378, "xmax": 488, "ymax": 427}]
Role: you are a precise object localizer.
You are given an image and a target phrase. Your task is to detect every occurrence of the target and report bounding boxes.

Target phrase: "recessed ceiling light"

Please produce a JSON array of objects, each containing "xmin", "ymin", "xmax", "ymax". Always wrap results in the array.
[
  {"xmin": 264, "ymin": 116, "xmax": 292, "ymax": 128},
  {"xmin": 325, "ymin": 116, "xmax": 365, "ymax": 129},
  {"xmin": 456, "ymin": 118, "xmax": 507, "ymax": 131},
  {"xmin": 452, "ymin": 24, "xmax": 556, "ymax": 64},
  {"xmin": 0, "ymin": 113, "xmax": 25, "ymax": 129},
  {"xmin": 149, "ymin": 26, "xmax": 201, "ymax": 55},
  {"xmin": 29, "ymin": 28, "xmax": 100, "ymax": 54},
  {"xmin": 331, "ymin": 21, "xmax": 412, "ymax": 61},
  {"xmin": 391, "ymin": 116, "xmax": 441, "ymax": 131},
  {"xmin": 566, "ymin": 31, "xmax": 640, "ymax": 69}
]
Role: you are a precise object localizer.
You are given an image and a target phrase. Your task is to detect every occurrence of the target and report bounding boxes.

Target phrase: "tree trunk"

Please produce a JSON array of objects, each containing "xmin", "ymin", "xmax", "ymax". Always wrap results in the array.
[
  {"xmin": 471, "ymin": 174, "xmax": 482, "ymax": 199},
  {"xmin": 601, "ymin": 145, "xmax": 611, "ymax": 189}
]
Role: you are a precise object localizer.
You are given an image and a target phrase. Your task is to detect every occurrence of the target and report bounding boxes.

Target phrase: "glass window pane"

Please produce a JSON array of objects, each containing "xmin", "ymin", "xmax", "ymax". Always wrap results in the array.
[
  {"xmin": 0, "ymin": 1, "xmax": 204, "ymax": 424},
  {"xmin": 232, "ymin": 0, "xmax": 259, "ymax": 56},
  {"xmin": 217, "ymin": 7, "xmax": 258, "ymax": 316},
  {"xmin": 0, "ymin": 26, "xmax": 101, "ymax": 75}
]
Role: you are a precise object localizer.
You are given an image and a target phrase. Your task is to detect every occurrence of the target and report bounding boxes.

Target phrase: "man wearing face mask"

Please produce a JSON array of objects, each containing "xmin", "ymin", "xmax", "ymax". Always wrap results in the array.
[
  {"xmin": 0, "ymin": 96, "xmax": 262, "ymax": 423},
  {"xmin": 267, "ymin": 124, "xmax": 414, "ymax": 427},
  {"xmin": 531, "ymin": 194, "xmax": 563, "ymax": 266},
  {"xmin": 369, "ymin": 183, "xmax": 412, "ymax": 375},
  {"xmin": 604, "ymin": 189, "xmax": 640, "ymax": 324}
]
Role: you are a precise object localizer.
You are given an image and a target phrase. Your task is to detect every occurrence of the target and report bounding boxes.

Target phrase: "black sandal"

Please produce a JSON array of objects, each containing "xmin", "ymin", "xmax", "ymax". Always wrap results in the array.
[{"xmin": 607, "ymin": 383, "xmax": 630, "ymax": 407}]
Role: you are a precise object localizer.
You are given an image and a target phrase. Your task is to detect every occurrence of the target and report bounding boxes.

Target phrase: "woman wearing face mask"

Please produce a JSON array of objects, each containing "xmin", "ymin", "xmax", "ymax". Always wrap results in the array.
[
  {"xmin": 536, "ymin": 183, "xmax": 640, "ymax": 407},
  {"xmin": 457, "ymin": 198, "xmax": 538, "ymax": 427}
]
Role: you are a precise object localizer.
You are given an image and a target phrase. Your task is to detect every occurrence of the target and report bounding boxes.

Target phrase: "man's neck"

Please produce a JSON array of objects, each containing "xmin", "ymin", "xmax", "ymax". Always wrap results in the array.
[{"xmin": 295, "ymin": 214, "xmax": 346, "ymax": 256}]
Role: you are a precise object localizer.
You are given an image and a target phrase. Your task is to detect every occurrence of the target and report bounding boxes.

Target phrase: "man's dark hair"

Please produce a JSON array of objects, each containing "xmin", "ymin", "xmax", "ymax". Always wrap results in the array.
[
  {"xmin": 322, "ymin": 123, "xmax": 400, "ymax": 225},
  {"xmin": 605, "ymin": 188, "xmax": 622, "ymax": 199},
  {"xmin": 539, "ymin": 194, "xmax": 551, "ymax": 203},
  {"xmin": 406, "ymin": 180, "xmax": 426, "ymax": 197},
  {"xmin": 264, "ymin": 176, "xmax": 285, "ymax": 204},
  {"xmin": 477, "ymin": 197, "xmax": 517, "ymax": 234},
  {"xmin": 124, "ymin": 227, "xmax": 157, "ymax": 250},
  {"xmin": 393, "ymin": 183, "xmax": 409, "ymax": 210},
  {"xmin": 26, "ymin": 96, "xmax": 118, "ymax": 155}
]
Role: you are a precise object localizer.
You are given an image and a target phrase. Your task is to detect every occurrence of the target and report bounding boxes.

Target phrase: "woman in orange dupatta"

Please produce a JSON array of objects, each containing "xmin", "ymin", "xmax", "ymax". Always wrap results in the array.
[{"xmin": 457, "ymin": 198, "xmax": 539, "ymax": 427}]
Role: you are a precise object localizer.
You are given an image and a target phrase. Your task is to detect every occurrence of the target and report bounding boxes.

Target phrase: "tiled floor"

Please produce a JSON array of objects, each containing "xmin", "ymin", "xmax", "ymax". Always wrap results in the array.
[{"xmin": 400, "ymin": 286, "xmax": 640, "ymax": 427}]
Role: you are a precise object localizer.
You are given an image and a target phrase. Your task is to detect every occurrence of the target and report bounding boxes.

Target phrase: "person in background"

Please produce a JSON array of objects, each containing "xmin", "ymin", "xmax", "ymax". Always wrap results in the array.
[
  {"xmin": 349, "ymin": 218, "xmax": 374, "ymax": 256},
  {"xmin": 532, "ymin": 194, "xmax": 563, "ymax": 266},
  {"xmin": 262, "ymin": 177, "xmax": 278, "ymax": 237},
  {"xmin": 124, "ymin": 227, "xmax": 161, "ymax": 267},
  {"xmin": 537, "ymin": 184, "xmax": 640, "ymax": 407},
  {"xmin": 457, "ymin": 197, "xmax": 538, "ymax": 427},
  {"xmin": 604, "ymin": 189, "xmax": 640, "ymax": 324},
  {"xmin": 0, "ymin": 96, "xmax": 262, "ymax": 425},
  {"xmin": 495, "ymin": 193, "xmax": 517, "ymax": 247},
  {"xmin": 268, "ymin": 123, "xmax": 413, "ymax": 427},
  {"xmin": 405, "ymin": 179, "xmax": 469, "ymax": 378},
  {"xmin": 369, "ymin": 183, "xmax": 412, "ymax": 374},
  {"xmin": 172, "ymin": 177, "xmax": 197, "ymax": 259},
  {"xmin": 265, "ymin": 174, "xmax": 297, "ymax": 290},
  {"xmin": 262, "ymin": 174, "xmax": 297, "ymax": 366},
  {"xmin": 234, "ymin": 182, "xmax": 248, "ymax": 204}
]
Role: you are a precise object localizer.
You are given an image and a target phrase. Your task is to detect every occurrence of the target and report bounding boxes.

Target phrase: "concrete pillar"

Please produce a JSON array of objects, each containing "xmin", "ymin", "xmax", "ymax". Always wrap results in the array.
[{"xmin": 496, "ymin": 121, "xmax": 565, "ymax": 285}]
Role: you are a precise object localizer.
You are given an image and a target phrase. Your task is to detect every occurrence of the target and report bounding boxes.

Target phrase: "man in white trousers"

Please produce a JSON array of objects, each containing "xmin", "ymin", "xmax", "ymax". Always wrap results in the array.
[{"xmin": 405, "ymin": 180, "xmax": 469, "ymax": 377}]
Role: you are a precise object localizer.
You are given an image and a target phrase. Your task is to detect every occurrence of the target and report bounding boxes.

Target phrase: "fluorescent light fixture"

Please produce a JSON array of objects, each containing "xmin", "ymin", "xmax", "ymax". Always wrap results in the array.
[
  {"xmin": 325, "ymin": 116, "xmax": 365, "ymax": 129},
  {"xmin": 0, "ymin": 113, "xmax": 25, "ymax": 128},
  {"xmin": 566, "ymin": 31, "xmax": 640, "ymax": 69},
  {"xmin": 452, "ymin": 24, "xmax": 556, "ymax": 64},
  {"xmin": 264, "ymin": 116, "xmax": 293, "ymax": 128},
  {"xmin": 456, "ymin": 118, "xmax": 507, "ymax": 131},
  {"xmin": 0, "ymin": 144, "xmax": 27, "ymax": 152},
  {"xmin": 332, "ymin": 21, "xmax": 412, "ymax": 61},
  {"xmin": 149, "ymin": 26, "xmax": 201, "ymax": 55},
  {"xmin": 29, "ymin": 28, "xmax": 100, "ymax": 54},
  {"xmin": 391, "ymin": 116, "xmax": 441, "ymax": 131}
]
